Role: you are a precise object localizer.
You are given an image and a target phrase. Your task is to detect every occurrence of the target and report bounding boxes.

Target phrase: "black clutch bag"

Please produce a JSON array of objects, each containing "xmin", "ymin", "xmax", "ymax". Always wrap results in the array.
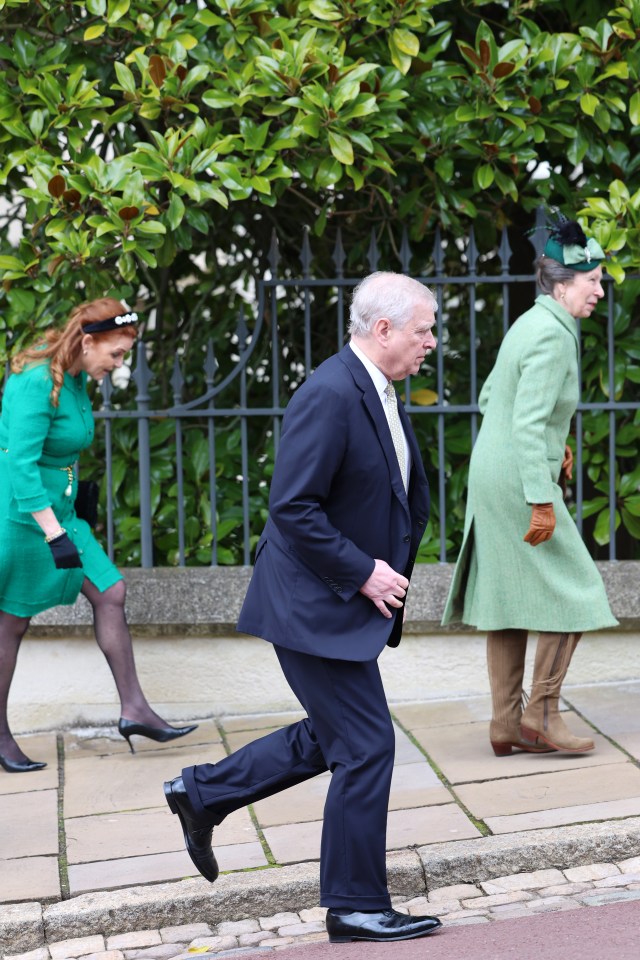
[{"xmin": 74, "ymin": 479, "xmax": 100, "ymax": 528}]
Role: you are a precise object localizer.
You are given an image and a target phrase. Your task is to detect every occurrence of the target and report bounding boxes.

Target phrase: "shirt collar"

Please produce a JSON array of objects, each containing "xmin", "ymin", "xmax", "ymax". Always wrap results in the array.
[{"xmin": 349, "ymin": 340, "xmax": 389, "ymax": 401}]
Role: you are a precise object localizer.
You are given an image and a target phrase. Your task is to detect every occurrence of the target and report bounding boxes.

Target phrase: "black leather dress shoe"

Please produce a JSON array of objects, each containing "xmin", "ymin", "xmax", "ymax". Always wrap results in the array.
[
  {"xmin": 325, "ymin": 908, "xmax": 442, "ymax": 942},
  {"xmin": 163, "ymin": 776, "xmax": 219, "ymax": 882}
]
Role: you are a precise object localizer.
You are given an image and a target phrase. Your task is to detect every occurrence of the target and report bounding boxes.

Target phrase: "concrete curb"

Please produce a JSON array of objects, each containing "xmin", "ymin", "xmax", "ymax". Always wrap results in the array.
[
  {"xmin": 4, "ymin": 821, "xmax": 640, "ymax": 956},
  {"xmin": 418, "ymin": 817, "xmax": 640, "ymax": 886}
]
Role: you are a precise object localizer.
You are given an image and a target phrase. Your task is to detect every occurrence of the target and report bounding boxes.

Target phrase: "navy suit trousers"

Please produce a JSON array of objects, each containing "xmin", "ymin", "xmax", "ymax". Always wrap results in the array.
[{"xmin": 182, "ymin": 645, "xmax": 396, "ymax": 909}]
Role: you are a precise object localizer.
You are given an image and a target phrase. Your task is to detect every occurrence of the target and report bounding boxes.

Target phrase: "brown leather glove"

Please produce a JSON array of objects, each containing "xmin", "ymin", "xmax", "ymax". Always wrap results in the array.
[{"xmin": 523, "ymin": 503, "xmax": 556, "ymax": 546}]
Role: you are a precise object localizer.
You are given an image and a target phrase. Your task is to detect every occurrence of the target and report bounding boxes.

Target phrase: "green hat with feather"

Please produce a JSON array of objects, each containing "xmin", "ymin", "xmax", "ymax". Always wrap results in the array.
[{"xmin": 544, "ymin": 215, "xmax": 605, "ymax": 271}]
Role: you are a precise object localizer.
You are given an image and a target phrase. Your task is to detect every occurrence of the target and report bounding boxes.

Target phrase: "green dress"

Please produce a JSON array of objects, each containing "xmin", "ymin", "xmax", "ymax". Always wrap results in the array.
[
  {"xmin": 442, "ymin": 295, "xmax": 617, "ymax": 633},
  {"xmin": 0, "ymin": 361, "xmax": 121, "ymax": 617}
]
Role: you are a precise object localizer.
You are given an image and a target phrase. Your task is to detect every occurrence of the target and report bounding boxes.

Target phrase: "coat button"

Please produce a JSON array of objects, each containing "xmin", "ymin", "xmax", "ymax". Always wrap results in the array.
[{"xmin": 403, "ymin": 534, "xmax": 411, "ymax": 542}]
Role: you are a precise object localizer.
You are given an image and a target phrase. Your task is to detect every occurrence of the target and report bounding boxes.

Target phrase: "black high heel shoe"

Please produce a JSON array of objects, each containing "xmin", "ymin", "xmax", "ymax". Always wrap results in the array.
[
  {"xmin": 0, "ymin": 754, "xmax": 47, "ymax": 773},
  {"xmin": 118, "ymin": 718, "xmax": 198, "ymax": 754}
]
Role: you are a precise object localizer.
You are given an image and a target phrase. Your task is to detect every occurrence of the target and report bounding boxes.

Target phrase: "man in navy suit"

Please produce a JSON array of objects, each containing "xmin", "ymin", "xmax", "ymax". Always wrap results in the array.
[{"xmin": 164, "ymin": 272, "xmax": 441, "ymax": 943}]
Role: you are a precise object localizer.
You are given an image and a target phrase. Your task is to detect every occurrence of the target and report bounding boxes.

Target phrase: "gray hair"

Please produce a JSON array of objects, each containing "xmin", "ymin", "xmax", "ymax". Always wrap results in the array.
[
  {"xmin": 535, "ymin": 255, "xmax": 578, "ymax": 296},
  {"xmin": 348, "ymin": 271, "xmax": 437, "ymax": 338}
]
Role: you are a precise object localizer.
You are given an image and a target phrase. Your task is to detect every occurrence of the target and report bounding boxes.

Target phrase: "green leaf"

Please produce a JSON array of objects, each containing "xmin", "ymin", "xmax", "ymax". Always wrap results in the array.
[
  {"xmin": 135, "ymin": 246, "xmax": 157, "ymax": 268},
  {"xmin": 315, "ymin": 156, "xmax": 342, "ymax": 188},
  {"xmin": 195, "ymin": 9, "xmax": 225, "ymax": 27},
  {"xmin": 84, "ymin": 24, "xmax": 106, "ymax": 41},
  {"xmin": 115, "ymin": 61, "xmax": 136, "ymax": 95},
  {"xmin": 87, "ymin": 0, "xmax": 106, "ymax": 13},
  {"xmin": 308, "ymin": 0, "xmax": 342, "ymax": 20},
  {"xmin": 594, "ymin": 104, "xmax": 611, "ymax": 134},
  {"xmin": 135, "ymin": 220, "xmax": 167, "ymax": 236},
  {"xmin": 476, "ymin": 164, "xmax": 494, "ymax": 189},
  {"xmin": 250, "ymin": 175, "xmax": 271, "ymax": 195},
  {"xmin": 328, "ymin": 131, "xmax": 354, "ymax": 166},
  {"xmin": 117, "ymin": 252, "xmax": 136, "ymax": 282},
  {"xmin": 621, "ymin": 508, "xmax": 640, "ymax": 539},
  {"xmin": 388, "ymin": 35, "xmax": 412, "ymax": 75},
  {"xmin": 166, "ymin": 192, "xmax": 185, "ymax": 231},
  {"xmin": 630, "ymin": 92, "xmax": 640, "ymax": 127},
  {"xmin": 185, "ymin": 207, "xmax": 210, "ymax": 234},
  {"xmin": 392, "ymin": 28, "xmax": 420, "ymax": 57},
  {"xmin": 593, "ymin": 508, "xmax": 620, "ymax": 546},
  {"xmin": 28, "ymin": 109, "xmax": 46, "ymax": 139},
  {"xmin": 580, "ymin": 93, "xmax": 598, "ymax": 117},
  {"xmin": 107, "ymin": 0, "xmax": 130, "ymax": 24},
  {"xmin": 435, "ymin": 156, "xmax": 454, "ymax": 180},
  {"xmin": 0, "ymin": 255, "xmax": 26, "ymax": 271}
]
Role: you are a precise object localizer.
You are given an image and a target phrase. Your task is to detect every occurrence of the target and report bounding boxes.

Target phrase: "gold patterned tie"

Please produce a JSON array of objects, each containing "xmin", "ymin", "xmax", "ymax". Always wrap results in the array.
[{"xmin": 384, "ymin": 382, "xmax": 407, "ymax": 490}]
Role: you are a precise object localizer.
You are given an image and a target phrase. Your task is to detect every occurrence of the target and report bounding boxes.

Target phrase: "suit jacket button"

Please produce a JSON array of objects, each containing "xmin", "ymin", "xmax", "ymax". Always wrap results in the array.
[{"xmin": 403, "ymin": 534, "xmax": 411, "ymax": 542}]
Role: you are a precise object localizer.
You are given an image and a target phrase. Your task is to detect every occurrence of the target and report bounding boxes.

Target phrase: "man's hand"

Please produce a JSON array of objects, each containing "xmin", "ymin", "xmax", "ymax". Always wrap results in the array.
[
  {"xmin": 360, "ymin": 560, "xmax": 408, "ymax": 618},
  {"xmin": 562, "ymin": 444, "xmax": 573, "ymax": 481},
  {"xmin": 523, "ymin": 503, "xmax": 556, "ymax": 547}
]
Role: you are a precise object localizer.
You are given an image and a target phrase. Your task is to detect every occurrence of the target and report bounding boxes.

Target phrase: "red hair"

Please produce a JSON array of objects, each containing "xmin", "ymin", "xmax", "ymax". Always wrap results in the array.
[{"xmin": 11, "ymin": 297, "xmax": 138, "ymax": 406}]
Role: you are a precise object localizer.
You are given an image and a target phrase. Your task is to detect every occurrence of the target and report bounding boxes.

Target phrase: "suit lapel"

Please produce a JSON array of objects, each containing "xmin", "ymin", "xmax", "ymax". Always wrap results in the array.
[{"xmin": 339, "ymin": 346, "xmax": 410, "ymax": 506}]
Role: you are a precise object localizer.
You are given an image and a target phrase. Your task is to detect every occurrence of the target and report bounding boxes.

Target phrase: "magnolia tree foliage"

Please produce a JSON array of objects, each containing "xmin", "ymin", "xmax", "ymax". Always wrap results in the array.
[{"xmin": 1, "ymin": 0, "xmax": 640, "ymax": 351}]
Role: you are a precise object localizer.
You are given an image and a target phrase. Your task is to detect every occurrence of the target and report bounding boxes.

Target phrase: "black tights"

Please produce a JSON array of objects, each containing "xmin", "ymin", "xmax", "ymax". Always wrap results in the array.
[{"xmin": 0, "ymin": 579, "xmax": 164, "ymax": 763}]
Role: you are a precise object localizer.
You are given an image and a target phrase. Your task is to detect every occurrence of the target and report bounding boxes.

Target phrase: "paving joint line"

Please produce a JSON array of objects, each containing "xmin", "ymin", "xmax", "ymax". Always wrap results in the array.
[
  {"xmin": 561, "ymin": 694, "xmax": 640, "ymax": 769},
  {"xmin": 216, "ymin": 719, "xmax": 278, "ymax": 869},
  {"xmin": 391, "ymin": 712, "xmax": 491, "ymax": 837},
  {"xmin": 56, "ymin": 733, "xmax": 70, "ymax": 901}
]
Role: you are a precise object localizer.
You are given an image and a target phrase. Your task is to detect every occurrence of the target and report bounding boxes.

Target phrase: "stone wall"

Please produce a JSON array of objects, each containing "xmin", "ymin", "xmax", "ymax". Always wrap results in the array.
[
  {"xmin": 8, "ymin": 562, "xmax": 640, "ymax": 734},
  {"xmin": 30, "ymin": 561, "xmax": 640, "ymax": 635}
]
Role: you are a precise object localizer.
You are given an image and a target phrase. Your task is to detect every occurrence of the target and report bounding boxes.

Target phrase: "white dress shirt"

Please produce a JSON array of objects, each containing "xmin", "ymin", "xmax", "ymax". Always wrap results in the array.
[{"xmin": 349, "ymin": 340, "xmax": 412, "ymax": 487}]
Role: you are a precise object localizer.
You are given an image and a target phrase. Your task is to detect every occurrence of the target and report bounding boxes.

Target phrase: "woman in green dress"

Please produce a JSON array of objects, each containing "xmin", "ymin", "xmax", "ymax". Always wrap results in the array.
[
  {"xmin": 0, "ymin": 297, "xmax": 197, "ymax": 773},
  {"xmin": 442, "ymin": 218, "xmax": 617, "ymax": 756}
]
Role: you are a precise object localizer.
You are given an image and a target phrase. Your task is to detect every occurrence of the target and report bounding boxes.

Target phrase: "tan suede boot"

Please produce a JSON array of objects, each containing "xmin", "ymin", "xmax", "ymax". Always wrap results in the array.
[
  {"xmin": 487, "ymin": 630, "xmax": 555, "ymax": 756},
  {"xmin": 520, "ymin": 632, "xmax": 595, "ymax": 753}
]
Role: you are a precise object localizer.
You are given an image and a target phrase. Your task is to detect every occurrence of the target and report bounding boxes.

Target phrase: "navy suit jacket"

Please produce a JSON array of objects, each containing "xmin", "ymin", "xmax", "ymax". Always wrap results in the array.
[{"xmin": 237, "ymin": 344, "xmax": 430, "ymax": 661}]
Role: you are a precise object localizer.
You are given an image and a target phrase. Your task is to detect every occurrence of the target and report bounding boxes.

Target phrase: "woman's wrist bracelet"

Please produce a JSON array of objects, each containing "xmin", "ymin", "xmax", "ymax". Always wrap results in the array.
[{"xmin": 44, "ymin": 528, "xmax": 66, "ymax": 543}]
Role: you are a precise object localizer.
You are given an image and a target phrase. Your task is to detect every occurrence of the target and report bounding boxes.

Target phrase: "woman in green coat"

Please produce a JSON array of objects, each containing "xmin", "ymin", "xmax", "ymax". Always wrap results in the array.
[
  {"xmin": 0, "ymin": 297, "xmax": 197, "ymax": 773},
  {"xmin": 442, "ymin": 218, "xmax": 617, "ymax": 756}
]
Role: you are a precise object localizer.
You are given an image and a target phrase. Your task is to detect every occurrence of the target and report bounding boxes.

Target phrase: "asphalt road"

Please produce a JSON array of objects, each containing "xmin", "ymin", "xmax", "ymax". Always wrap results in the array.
[{"xmin": 268, "ymin": 901, "xmax": 640, "ymax": 960}]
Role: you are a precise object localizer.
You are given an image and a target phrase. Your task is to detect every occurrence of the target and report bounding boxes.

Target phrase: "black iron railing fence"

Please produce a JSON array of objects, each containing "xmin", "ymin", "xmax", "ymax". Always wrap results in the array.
[{"xmin": 3, "ymin": 215, "xmax": 639, "ymax": 566}]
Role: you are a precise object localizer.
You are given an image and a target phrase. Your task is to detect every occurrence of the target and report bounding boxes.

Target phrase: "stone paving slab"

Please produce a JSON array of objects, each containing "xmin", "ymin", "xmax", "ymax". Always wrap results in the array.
[
  {"xmin": 393, "ymin": 695, "xmax": 494, "ymax": 729},
  {"xmin": 67, "ymin": 842, "xmax": 269, "ymax": 897},
  {"xmin": 63, "ymin": 744, "xmax": 227, "ymax": 819},
  {"xmin": 0, "ymin": 735, "xmax": 59, "ymax": 797},
  {"xmin": 454, "ymin": 760, "xmax": 640, "ymax": 819},
  {"xmin": 0, "ymin": 856, "xmax": 60, "ymax": 904},
  {"xmin": 485, "ymin": 795, "xmax": 640, "ymax": 834},
  {"xmin": 617, "ymin": 732, "xmax": 640, "ymax": 761},
  {"xmin": 65, "ymin": 806, "xmax": 257, "ymax": 864},
  {"xmin": 220, "ymin": 713, "xmax": 304, "ymax": 735},
  {"xmin": 564, "ymin": 682, "xmax": 640, "ymax": 735},
  {"xmin": 261, "ymin": 803, "xmax": 481, "ymax": 867},
  {"xmin": 0, "ymin": 790, "xmax": 59, "ymax": 859},
  {"xmin": 3, "ymin": 682, "xmax": 640, "ymax": 955},
  {"xmin": 411, "ymin": 715, "xmax": 623, "ymax": 785}
]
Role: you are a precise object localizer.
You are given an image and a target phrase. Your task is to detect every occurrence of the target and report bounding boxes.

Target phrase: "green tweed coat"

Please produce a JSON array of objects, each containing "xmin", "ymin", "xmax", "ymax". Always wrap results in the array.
[
  {"xmin": 442, "ymin": 294, "xmax": 617, "ymax": 632},
  {"xmin": 0, "ymin": 362, "xmax": 121, "ymax": 618}
]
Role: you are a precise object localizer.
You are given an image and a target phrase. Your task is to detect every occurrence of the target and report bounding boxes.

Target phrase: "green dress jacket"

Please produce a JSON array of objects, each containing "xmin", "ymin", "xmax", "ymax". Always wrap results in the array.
[
  {"xmin": 0, "ymin": 362, "xmax": 121, "ymax": 618},
  {"xmin": 442, "ymin": 294, "xmax": 617, "ymax": 632}
]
